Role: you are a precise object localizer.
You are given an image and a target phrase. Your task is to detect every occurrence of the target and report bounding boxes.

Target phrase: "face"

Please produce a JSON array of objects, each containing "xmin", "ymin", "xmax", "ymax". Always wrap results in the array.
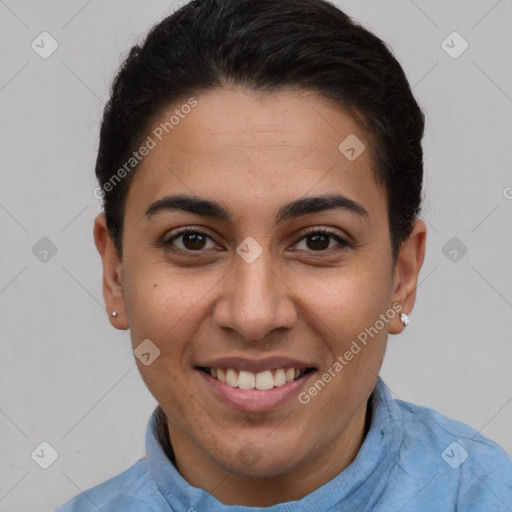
[{"xmin": 95, "ymin": 86, "xmax": 425, "ymax": 502}]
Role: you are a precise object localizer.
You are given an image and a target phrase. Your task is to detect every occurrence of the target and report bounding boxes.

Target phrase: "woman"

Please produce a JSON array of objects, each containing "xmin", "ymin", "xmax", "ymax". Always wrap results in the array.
[{"xmin": 56, "ymin": 0, "xmax": 512, "ymax": 510}]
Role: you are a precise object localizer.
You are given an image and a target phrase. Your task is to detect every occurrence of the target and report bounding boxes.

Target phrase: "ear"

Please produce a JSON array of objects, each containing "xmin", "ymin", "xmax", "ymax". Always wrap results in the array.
[
  {"xmin": 389, "ymin": 219, "xmax": 427, "ymax": 334},
  {"xmin": 93, "ymin": 213, "xmax": 129, "ymax": 330}
]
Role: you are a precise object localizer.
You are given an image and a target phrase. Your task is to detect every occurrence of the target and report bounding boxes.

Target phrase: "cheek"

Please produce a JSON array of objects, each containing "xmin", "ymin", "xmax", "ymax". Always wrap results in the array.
[
  {"xmin": 303, "ymin": 261, "xmax": 392, "ymax": 335},
  {"xmin": 298, "ymin": 262, "xmax": 391, "ymax": 392},
  {"xmin": 123, "ymin": 261, "xmax": 223, "ymax": 359},
  {"xmin": 123, "ymin": 266, "xmax": 207, "ymax": 409},
  {"xmin": 124, "ymin": 259, "xmax": 180, "ymax": 323}
]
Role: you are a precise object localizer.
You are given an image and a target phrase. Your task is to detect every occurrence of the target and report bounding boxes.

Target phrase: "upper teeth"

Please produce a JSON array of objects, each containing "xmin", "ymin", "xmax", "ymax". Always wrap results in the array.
[{"xmin": 209, "ymin": 368, "xmax": 307, "ymax": 390}]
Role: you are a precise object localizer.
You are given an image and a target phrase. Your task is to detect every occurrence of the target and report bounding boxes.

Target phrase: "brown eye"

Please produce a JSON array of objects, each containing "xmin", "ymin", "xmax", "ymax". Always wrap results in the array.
[
  {"xmin": 295, "ymin": 228, "xmax": 350, "ymax": 252},
  {"xmin": 165, "ymin": 229, "xmax": 217, "ymax": 252},
  {"xmin": 181, "ymin": 232, "xmax": 207, "ymax": 250},
  {"xmin": 306, "ymin": 233, "xmax": 330, "ymax": 251}
]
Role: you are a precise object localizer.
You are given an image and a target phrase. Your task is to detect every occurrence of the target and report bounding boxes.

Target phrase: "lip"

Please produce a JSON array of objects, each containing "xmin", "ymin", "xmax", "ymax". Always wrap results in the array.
[
  {"xmin": 196, "ymin": 367, "xmax": 317, "ymax": 412},
  {"xmin": 194, "ymin": 356, "xmax": 316, "ymax": 373}
]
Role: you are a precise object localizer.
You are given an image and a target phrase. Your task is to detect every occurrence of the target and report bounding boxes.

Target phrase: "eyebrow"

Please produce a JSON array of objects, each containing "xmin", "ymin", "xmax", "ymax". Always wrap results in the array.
[{"xmin": 145, "ymin": 193, "xmax": 369, "ymax": 224}]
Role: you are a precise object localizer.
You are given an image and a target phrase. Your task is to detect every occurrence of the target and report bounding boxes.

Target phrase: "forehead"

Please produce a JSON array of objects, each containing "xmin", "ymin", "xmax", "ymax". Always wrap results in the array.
[{"xmin": 125, "ymin": 87, "xmax": 386, "ymax": 224}]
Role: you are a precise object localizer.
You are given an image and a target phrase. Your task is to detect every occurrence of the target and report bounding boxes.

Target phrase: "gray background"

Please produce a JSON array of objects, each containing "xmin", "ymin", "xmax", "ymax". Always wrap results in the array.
[{"xmin": 0, "ymin": 0, "xmax": 511, "ymax": 510}]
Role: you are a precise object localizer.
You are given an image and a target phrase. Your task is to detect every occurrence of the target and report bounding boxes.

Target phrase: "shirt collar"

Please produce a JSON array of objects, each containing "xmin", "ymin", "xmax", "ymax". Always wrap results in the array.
[{"xmin": 145, "ymin": 377, "xmax": 403, "ymax": 512}]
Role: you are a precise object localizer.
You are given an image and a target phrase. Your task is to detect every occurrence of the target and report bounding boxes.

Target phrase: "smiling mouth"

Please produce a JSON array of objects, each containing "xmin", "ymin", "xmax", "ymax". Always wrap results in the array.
[{"xmin": 196, "ymin": 366, "xmax": 316, "ymax": 390}]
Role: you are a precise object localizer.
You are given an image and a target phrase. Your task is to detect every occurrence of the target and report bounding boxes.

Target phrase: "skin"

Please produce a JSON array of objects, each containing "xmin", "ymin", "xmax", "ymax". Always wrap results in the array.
[{"xmin": 94, "ymin": 87, "xmax": 426, "ymax": 507}]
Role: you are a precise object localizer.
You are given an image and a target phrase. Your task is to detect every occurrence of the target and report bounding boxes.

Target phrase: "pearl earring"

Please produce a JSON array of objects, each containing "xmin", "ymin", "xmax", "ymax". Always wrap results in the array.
[
  {"xmin": 111, "ymin": 312, "xmax": 118, "ymax": 318},
  {"xmin": 400, "ymin": 313, "xmax": 409, "ymax": 326}
]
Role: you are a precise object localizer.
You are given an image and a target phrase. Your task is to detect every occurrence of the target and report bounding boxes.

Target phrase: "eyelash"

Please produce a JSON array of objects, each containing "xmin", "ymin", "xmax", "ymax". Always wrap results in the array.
[{"xmin": 164, "ymin": 227, "xmax": 351, "ymax": 254}]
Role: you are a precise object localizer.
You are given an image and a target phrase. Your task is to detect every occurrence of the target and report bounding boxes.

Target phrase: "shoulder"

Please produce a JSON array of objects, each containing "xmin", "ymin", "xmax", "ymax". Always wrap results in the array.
[
  {"xmin": 396, "ymin": 397, "xmax": 512, "ymax": 468},
  {"xmin": 385, "ymin": 396, "xmax": 512, "ymax": 510},
  {"xmin": 54, "ymin": 458, "xmax": 167, "ymax": 512}
]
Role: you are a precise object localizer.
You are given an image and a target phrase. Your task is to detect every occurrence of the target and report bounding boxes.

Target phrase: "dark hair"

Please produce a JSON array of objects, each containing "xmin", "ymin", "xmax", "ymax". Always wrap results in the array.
[{"xmin": 95, "ymin": 0, "xmax": 425, "ymax": 261}]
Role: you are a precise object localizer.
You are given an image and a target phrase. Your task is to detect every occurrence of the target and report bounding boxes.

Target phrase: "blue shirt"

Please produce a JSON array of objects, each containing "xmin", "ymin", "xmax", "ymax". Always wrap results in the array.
[{"xmin": 55, "ymin": 378, "xmax": 512, "ymax": 511}]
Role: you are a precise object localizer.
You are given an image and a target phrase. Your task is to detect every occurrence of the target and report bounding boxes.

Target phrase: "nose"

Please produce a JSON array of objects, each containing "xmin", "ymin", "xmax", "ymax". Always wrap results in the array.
[{"xmin": 213, "ymin": 247, "xmax": 297, "ymax": 341}]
